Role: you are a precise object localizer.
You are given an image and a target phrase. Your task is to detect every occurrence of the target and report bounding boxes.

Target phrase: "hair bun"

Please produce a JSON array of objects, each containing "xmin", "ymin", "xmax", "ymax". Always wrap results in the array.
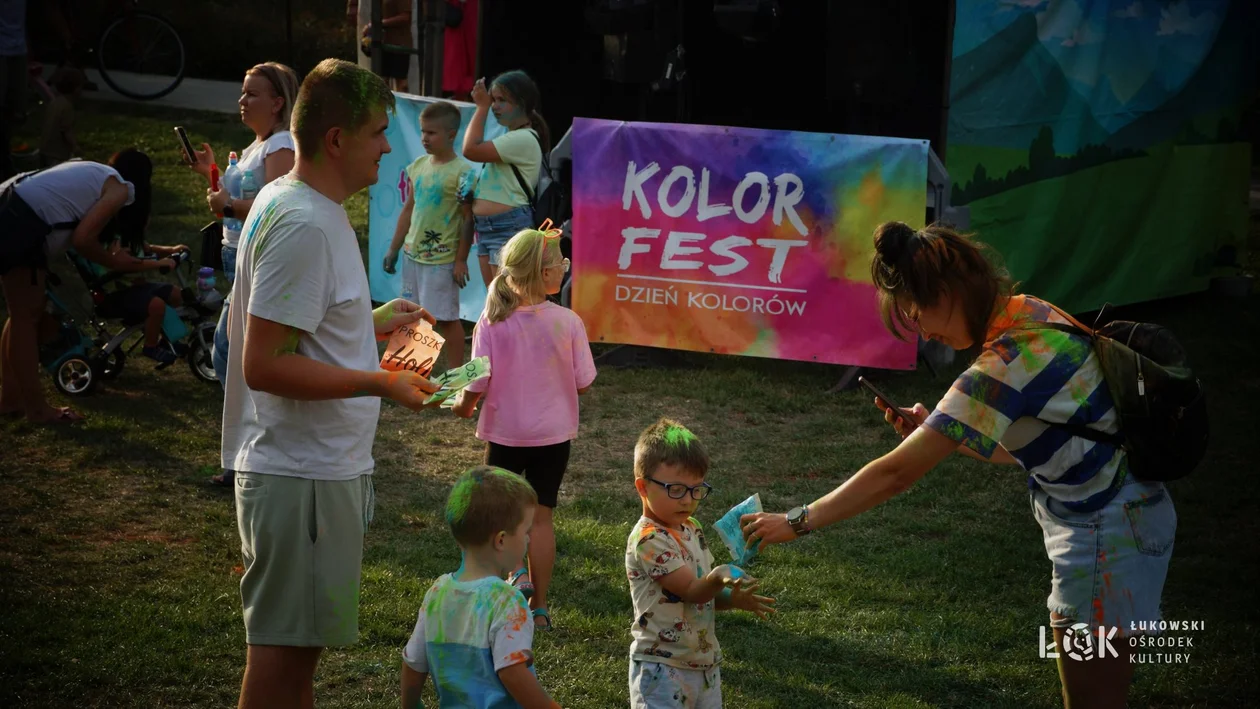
[{"xmin": 873, "ymin": 221, "xmax": 917, "ymax": 264}]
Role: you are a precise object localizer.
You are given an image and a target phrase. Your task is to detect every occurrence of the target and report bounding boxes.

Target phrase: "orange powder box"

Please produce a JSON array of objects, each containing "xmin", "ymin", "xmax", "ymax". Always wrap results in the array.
[{"xmin": 380, "ymin": 320, "xmax": 445, "ymax": 377}]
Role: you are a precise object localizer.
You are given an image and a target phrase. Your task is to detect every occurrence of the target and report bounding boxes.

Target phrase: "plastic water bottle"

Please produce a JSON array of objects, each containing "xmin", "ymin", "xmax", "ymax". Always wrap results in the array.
[
  {"xmin": 240, "ymin": 168, "xmax": 260, "ymax": 214},
  {"xmin": 222, "ymin": 152, "xmax": 243, "ymax": 232}
]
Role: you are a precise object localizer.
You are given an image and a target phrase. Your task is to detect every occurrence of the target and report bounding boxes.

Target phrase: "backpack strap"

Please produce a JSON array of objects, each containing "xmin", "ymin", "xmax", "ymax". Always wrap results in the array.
[
  {"xmin": 506, "ymin": 128, "xmax": 551, "ymax": 206},
  {"xmin": 1008, "ymin": 320, "xmax": 1127, "ymax": 448}
]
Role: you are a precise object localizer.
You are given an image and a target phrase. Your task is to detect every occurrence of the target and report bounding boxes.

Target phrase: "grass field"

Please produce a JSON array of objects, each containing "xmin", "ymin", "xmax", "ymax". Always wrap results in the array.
[{"xmin": 1, "ymin": 100, "xmax": 1258, "ymax": 708}]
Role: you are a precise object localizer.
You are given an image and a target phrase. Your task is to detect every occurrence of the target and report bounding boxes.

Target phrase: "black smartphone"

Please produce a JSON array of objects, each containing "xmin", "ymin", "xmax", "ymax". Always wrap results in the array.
[
  {"xmin": 174, "ymin": 126, "xmax": 196, "ymax": 164},
  {"xmin": 858, "ymin": 376, "xmax": 917, "ymax": 428}
]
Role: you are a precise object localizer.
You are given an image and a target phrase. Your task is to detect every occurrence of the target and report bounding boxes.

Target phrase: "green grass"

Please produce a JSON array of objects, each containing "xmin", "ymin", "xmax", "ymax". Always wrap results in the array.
[{"xmin": 2, "ymin": 101, "xmax": 1258, "ymax": 708}]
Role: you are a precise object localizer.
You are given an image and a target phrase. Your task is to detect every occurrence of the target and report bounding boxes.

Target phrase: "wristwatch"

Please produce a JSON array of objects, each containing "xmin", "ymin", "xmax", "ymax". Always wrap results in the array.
[
  {"xmin": 222, "ymin": 204, "xmax": 236, "ymax": 220},
  {"xmin": 786, "ymin": 505, "xmax": 812, "ymax": 536}
]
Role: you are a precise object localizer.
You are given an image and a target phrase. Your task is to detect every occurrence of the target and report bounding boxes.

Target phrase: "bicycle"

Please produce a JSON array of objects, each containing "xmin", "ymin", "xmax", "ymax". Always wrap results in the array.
[
  {"xmin": 41, "ymin": 0, "xmax": 186, "ymax": 101},
  {"xmin": 95, "ymin": 0, "xmax": 187, "ymax": 100}
]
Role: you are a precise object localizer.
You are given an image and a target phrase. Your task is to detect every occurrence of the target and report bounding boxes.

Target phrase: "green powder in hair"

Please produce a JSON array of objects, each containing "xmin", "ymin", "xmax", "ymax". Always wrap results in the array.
[
  {"xmin": 446, "ymin": 475, "xmax": 477, "ymax": 524},
  {"xmin": 664, "ymin": 424, "xmax": 697, "ymax": 447}
]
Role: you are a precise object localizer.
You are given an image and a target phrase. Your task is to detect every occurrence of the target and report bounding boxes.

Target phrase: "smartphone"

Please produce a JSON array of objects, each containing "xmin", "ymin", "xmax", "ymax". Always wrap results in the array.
[
  {"xmin": 174, "ymin": 126, "xmax": 196, "ymax": 165},
  {"xmin": 858, "ymin": 376, "xmax": 917, "ymax": 428}
]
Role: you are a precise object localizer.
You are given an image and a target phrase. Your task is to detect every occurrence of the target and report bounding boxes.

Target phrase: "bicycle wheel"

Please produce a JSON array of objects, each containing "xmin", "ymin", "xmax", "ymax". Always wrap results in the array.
[{"xmin": 97, "ymin": 11, "xmax": 186, "ymax": 100}]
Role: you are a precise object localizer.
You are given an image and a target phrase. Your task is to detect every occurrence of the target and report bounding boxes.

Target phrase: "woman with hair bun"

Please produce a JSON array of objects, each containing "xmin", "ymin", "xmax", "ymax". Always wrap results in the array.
[{"xmin": 741, "ymin": 221, "xmax": 1177, "ymax": 708}]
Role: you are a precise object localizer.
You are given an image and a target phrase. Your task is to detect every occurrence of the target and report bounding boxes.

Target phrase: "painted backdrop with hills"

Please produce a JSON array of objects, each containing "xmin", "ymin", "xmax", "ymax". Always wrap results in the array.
[{"xmin": 948, "ymin": 0, "xmax": 1257, "ymax": 312}]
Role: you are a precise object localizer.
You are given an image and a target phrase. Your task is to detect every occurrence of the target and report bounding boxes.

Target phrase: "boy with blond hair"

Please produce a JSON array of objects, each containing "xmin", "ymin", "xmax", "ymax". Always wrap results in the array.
[
  {"xmin": 402, "ymin": 466, "xmax": 561, "ymax": 708},
  {"xmin": 384, "ymin": 100, "xmax": 476, "ymax": 368},
  {"xmin": 626, "ymin": 419, "xmax": 775, "ymax": 708}
]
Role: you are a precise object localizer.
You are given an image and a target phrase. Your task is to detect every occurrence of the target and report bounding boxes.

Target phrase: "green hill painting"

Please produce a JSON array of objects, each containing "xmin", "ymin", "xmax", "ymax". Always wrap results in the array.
[{"xmin": 948, "ymin": 0, "xmax": 1256, "ymax": 312}]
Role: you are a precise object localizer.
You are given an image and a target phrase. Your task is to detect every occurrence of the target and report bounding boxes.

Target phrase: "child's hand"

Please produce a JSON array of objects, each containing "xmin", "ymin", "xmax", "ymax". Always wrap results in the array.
[
  {"xmin": 383, "ymin": 248, "xmax": 399, "ymax": 274},
  {"xmin": 452, "ymin": 260, "xmax": 469, "ymax": 288},
  {"xmin": 471, "ymin": 78, "xmax": 491, "ymax": 108},
  {"xmin": 727, "ymin": 577, "xmax": 776, "ymax": 620}
]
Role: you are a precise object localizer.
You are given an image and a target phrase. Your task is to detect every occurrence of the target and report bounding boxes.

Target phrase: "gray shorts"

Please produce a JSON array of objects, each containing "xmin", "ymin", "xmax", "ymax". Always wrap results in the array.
[
  {"xmin": 235, "ymin": 472, "xmax": 375, "ymax": 647},
  {"xmin": 401, "ymin": 257, "xmax": 460, "ymax": 322}
]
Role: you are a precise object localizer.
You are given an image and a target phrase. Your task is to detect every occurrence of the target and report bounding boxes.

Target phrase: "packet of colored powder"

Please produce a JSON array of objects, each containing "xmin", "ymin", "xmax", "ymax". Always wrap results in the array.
[
  {"xmin": 424, "ymin": 356, "xmax": 491, "ymax": 406},
  {"xmin": 380, "ymin": 320, "xmax": 444, "ymax": 377},
  {"xmin": 714, "ymin": 493, "xmax": 763, "ymax": 566}
]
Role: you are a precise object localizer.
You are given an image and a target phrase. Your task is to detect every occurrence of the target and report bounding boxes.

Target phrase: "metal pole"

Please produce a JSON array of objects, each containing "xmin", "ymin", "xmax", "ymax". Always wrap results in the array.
[
  {"xmin": 371, "ymin": 0, "xmax": 384, "ymax": 77},
  {"xmin": 424, "ymin": 0, "xmax": 445, "ymax": 96}
]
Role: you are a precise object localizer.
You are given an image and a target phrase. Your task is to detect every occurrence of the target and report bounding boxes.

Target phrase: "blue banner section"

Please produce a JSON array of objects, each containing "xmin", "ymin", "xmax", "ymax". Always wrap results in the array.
[{"xmin": 368, "ymin": 94, "xmax": 506, "ymax": 320}]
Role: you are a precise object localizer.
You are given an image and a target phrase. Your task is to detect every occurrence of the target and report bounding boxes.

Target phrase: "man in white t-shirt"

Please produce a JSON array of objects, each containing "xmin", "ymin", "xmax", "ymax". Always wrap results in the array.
[{"xmin": 222, "ymin": 58, "xmax": 440, "ymax": 709}]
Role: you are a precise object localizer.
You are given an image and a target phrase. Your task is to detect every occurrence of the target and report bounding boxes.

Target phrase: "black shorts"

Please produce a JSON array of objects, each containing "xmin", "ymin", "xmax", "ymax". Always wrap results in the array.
[
  {"xmin": 485, "ymin": 441, "xmax": 571, "ymax": 508},
  {"xmin": 102, "ymin": 283, "xmax": 174, "ymax": 324}
]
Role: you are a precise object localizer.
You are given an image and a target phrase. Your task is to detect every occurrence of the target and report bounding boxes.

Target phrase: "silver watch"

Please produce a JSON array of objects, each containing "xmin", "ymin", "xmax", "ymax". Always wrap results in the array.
[{"xmin": 786, "ymin": 505, "xmax": 812, "ymax": 536}]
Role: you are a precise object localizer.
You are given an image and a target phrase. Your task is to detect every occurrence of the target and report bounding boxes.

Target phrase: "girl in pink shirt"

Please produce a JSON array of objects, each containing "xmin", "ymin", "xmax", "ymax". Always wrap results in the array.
[{"xmin": 453, "ymin": 226, "xmax": 597, "ymax": 631}]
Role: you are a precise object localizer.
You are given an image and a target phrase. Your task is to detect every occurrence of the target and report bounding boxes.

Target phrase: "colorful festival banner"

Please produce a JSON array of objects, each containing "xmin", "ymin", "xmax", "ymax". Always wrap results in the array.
[
  {"xmin": 368, "ymin": 94, "xmax": 507, "ymax": 318},
  {"xmin": 570, "ymin": 118, "xmax": 926, "ymax": 369}
]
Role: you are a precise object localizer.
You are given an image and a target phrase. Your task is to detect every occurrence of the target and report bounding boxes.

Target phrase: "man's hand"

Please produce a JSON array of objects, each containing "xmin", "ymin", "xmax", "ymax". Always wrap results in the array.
[
  {"xmin": 373, "ymin": 298, "xmax": 435, "ymax": 336},
  {"xmin": 378, "ymin": 369, "xmax": 441, "ymax": 411},
  {"xmin": 725, "ymin": 577, "xmax": 776, "ymax": 620},
  {"xmin": 383, "ymin": 248, "xmax": 400, "ymax": 275},
  {"xmin": 452, "ymin": 260, "xmax": 469, "ymax": 288}
]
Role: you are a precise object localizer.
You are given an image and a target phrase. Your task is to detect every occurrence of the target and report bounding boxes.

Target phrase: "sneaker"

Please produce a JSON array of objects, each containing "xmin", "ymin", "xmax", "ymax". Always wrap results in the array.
[{"xmin": 142, "ymin": 345, "xmax": 177, "ymax": 365}]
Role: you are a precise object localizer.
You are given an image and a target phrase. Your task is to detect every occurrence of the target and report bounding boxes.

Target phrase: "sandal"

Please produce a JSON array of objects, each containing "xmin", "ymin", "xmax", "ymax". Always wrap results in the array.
[
  {"xmin": 508, "ymin": 567, "xmax": 534, "ymax": 600},
  {"xmin": 531, "ymin": 607, "xmax": 553, "ymax": 632}
]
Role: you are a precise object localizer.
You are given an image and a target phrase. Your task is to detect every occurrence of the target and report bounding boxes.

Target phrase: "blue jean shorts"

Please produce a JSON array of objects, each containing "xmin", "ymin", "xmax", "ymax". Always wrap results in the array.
[
  {"xmin": 1031, "ymin": 470, "xmax": 1176, "ymax": 634},
  {"xmin": 212, "ymin": 244, "xmax": 237, "ymax": 387},
  {"xmin": 473, "ymin": 205, "xmax": 534, "ymax": 266}
]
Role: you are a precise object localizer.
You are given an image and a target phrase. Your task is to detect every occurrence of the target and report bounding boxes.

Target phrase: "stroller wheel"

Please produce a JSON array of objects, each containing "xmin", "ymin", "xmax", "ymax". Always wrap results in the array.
[
  {"xmin": 187, "ymin": 322, "xmax": 218, "ymax": 384},
  {"xmin": 54, "ymin": 357, "xmax": 98, "ymax": 396},
  {"xmin": 94, "ymin": 349, "xmax": 126, "ymax": 380}
]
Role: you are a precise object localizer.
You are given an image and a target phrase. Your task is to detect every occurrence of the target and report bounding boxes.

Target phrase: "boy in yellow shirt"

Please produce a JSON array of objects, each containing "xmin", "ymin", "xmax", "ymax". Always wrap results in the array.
[{"xmin": 385, "ymin": 101, "xmax": 475, "ymax": 366}]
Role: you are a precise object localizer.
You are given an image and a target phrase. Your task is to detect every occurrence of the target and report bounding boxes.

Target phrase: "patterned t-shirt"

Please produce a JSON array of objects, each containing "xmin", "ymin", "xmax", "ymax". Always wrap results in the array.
[
  {"xmin": 626, "ymin": 516, "xmax": 721, "ymax": 670},
  {"xmin": 402, "ymin": 574, "xmax": 535, "ymax": 708},
  {"xmin": 403, "ymin": 154, "xmax": 475, "ymax": 265},
  {"xmin": 924, "ymin": 295, "xmax": 1128, "ymax": 511}
]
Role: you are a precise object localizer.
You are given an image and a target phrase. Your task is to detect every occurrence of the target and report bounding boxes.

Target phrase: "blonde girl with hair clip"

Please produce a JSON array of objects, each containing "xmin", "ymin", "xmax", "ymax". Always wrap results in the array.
[{"xmin": 453, "ymin": 222, "xmax": 597, "ymax": 631}]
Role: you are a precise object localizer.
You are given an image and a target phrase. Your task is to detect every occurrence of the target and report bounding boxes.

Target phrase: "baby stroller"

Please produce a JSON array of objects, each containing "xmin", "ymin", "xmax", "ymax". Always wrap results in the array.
[{"xmin": 40, "ymin": 250, "xmax": 222, "ymax": 395}]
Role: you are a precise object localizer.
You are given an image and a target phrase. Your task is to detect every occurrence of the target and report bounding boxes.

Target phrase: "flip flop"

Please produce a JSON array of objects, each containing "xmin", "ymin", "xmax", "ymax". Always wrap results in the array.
[
  {"xmin": 508, "ymin": 567, "xmax": 534, "ymax": 601},
  {"xmin": 532, "ymin": 607, "xmax": 553, "ymax": 632}
]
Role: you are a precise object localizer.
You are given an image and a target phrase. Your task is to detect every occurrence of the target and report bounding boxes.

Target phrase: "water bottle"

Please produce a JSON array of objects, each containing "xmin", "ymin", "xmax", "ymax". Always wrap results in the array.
[
  {"xmin": 222, "ymin": 152, "xmax": 243, "ymax": 232},
  {"xmin": 239, "ymin": 168, "xmax": 260, "ymax": 223}
]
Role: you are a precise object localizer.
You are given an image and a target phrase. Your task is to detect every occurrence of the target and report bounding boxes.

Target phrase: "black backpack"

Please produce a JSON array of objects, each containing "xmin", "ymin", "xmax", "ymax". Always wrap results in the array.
[
  {"xmin": 507, "ymin": 130, "xmax": 564, "ymax": 228},
  {"xmin": 1031, "ymin": 306, "xmax": 1208, "ymax": 482}
]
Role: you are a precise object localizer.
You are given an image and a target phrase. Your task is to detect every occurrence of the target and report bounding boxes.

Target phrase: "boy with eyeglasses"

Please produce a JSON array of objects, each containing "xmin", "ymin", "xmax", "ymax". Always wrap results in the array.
[{"xmin": 624, "ymin": 418, "xmax": 776, "ymax": 708}]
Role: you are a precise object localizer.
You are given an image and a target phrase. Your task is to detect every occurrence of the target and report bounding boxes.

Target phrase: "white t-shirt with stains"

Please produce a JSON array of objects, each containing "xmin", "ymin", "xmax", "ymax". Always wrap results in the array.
[
  {"xmin": 220, "ymin": 176, "xmax": 380, "ymax": 480},
  {"xmin": 626, "ymin": 516, "xmax": 721, "ymax": 670}
]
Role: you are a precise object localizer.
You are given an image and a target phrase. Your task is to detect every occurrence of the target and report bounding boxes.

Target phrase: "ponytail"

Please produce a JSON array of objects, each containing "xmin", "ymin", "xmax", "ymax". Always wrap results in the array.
[
  {"xmin": 528, "ymin": 109, "xmax": 551, "ymax": 154},
  {"xmin": 484, "ymin": 270, "xmax": 522, "ymax": 324}
]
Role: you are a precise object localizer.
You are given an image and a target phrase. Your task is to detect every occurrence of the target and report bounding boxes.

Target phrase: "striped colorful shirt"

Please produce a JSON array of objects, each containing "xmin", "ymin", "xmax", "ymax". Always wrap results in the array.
[{"xmin": 924, "ymin": 295, "xmax": 1128, "ymax": 511}]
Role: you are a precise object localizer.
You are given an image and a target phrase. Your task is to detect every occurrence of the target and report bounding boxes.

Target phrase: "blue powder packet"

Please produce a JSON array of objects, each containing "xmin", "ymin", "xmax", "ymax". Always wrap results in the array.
[{"xmin": 714, "ymin": 493, "xmax": 763, "ymax": 566}]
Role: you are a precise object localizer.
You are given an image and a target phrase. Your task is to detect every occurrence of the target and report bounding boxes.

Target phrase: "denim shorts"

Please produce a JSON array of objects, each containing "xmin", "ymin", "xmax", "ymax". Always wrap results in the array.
[
  {"xmin": 1031, "ymin": 470, "xmax": 1176, "ymax": 634},
  {"xmin": 473, "ymin": 204, "xmax": 534, "ymax": 266},
  {"xmin": 212, "ymin": 244, "xmax": 237, "ymax": 387}
]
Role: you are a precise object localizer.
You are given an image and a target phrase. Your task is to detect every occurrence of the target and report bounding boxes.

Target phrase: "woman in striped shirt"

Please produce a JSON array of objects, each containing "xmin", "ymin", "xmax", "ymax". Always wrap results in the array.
[{"xmin": 741, "ymin": 221, "xmax": 1177, "ymax": 709}]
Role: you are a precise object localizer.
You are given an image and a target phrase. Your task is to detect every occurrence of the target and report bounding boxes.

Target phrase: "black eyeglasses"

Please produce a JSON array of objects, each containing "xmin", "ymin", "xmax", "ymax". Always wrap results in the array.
[{"xmin": 645, "ymin": 477, "xmax": 713, "ymax": 500}]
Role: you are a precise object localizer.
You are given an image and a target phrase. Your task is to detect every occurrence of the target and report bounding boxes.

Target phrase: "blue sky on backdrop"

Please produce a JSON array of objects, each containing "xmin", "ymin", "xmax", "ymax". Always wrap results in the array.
[{"xmin": 953, "ymin": 0, "xmax": 1228, "ymax": 130}]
